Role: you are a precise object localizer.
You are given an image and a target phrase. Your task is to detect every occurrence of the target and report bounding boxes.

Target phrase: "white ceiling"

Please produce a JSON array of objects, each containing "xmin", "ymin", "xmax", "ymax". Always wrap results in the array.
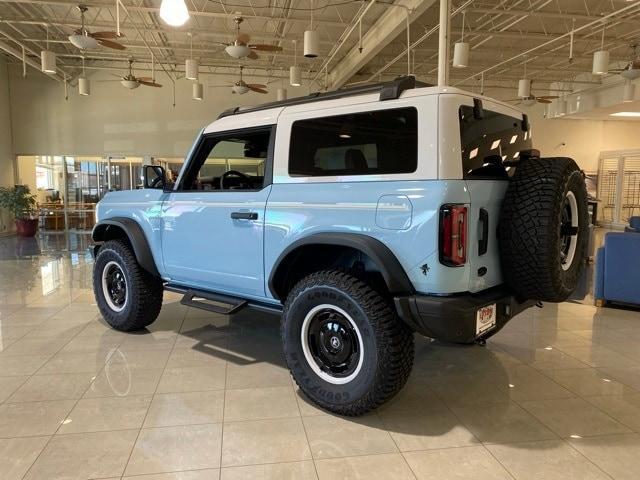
[{"xmin": 0, "ymin": 0, "xmax": 639, "ymax": 102}]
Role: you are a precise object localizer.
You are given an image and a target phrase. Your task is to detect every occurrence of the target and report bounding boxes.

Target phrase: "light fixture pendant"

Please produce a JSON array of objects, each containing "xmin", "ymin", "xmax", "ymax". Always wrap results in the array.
[
  {"xmin": 623, "ymin": 80, "xmax": 635, "ymax": 103},
  {"xmin": 160, "ymin": 0, "xmax": 190, "ymax": 27},
  {"xmin": 289, "ymin": 66, "xmax": 301, "ymax": 86},
  {"xmin": 304, "ymin": 30, "xmax": 319, "ymax": 58},
  {"xmin": 78, "ymin": 77, "xmax": 90, "ymax": 96},
  {"xmin": 518, "ymin": 78, "xmax": 531, "ymax": 98},
  {"xmin": 452, "ymin": 42, "xmax": 469, "ymax": 68},
  {"xmin": 41, "ymin": 50, "xmax": 56, "ymax": 74},
  {"xmin": 593, "ymin": 50, "xmax": 610, "ymax": 75},
  {"xmin": 277, "ymin": 87, "xmax": 287, "ymax": 101},
  {"xmin": 185, "ymin": 58, "xmax": 198, "ymax": 80},
  {"xmin": 69, "ymin": 34, "xmax": 99, "ymax": 50},
  {"xmin": 225, "ymin": 44, "xmax": 250, "ymax": 59},
  {"xmin": 556, "ymin": 97, "xmax": 566, "ymax": 115},
  {"xmin": 192, "ymin": 82, "xmax": 203, "ymax": 100}
]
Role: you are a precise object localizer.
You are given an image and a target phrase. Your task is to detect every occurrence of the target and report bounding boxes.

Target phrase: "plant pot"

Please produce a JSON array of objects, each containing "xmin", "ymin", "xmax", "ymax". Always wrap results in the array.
[{"xmin": 15, "ymin": 218, "xmax": 38, "ymax": 238}]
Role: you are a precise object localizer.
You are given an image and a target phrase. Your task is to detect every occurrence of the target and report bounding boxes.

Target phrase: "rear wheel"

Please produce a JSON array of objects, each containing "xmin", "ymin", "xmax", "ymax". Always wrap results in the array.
[
  {"xmin": 282, "ymin": 270, "xmax": 414, "ymax": 416},
  {"xmin": 93, "ymin": 239, "xmax": 163, "ymax": 331}
]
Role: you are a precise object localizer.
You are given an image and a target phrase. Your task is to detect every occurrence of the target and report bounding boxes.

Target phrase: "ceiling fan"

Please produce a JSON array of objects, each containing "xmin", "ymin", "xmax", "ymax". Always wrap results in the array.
[
  {"xmin": 508, "ymin": 94, "xmax": 560, "ymax": 106},
  {"xmin": 219, "ymin": 14, "xmax": 283, "ymax": 59},
  {"xmin": 209, "ymin": 65, "xmax": 267, "ymax": 94},
  {"xmin": 610, "ymin": 45, "xmax": 640, "ymax": 80},
  {"xmin": 102, "ymin": 59, "xmax": 162, "ymax": 89},
  {"xmin": 68, "ymin": 4, "xmax": 125, "ymax": 50}
]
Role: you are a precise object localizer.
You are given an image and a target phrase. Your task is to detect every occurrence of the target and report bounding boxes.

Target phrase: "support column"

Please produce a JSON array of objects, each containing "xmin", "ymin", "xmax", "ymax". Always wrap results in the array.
[{"xmin": 437, "ymin": 0, "xmax": 451, "ymax": 86}]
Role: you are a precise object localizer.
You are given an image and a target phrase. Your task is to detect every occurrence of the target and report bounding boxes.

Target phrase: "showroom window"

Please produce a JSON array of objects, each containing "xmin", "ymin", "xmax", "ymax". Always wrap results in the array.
[
  {"xmin": 288, "ymin": 107, "xmax": 418, "ymax": 177},
  {"xmin": 179, "ymin": 127, "xmax": 272, "ymax": 191},
  {"xmin": 459, "ymin": 105, "xmax": 532, "ymax": 179}
]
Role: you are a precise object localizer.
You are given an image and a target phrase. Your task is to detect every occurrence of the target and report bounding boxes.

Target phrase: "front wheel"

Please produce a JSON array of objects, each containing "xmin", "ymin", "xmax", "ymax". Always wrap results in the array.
[
  {"xmin": 281, "ymin": 270, "xmax": 414, "ymax": 416},
  {"xmin": 93, "ymin": 239, "xmax": 163, "ymax": 331}
]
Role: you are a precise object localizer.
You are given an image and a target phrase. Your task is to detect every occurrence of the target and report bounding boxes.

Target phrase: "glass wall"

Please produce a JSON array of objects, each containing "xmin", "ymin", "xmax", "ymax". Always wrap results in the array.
[{"xmin": 16, "ymin": 155, "xmax": 154, "ymax": 236}]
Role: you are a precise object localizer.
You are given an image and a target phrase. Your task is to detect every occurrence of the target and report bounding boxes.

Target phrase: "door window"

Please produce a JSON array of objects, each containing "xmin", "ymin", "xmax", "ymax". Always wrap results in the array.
[{"xmin": 179, "ymin": 127, "xmax": 273, "ymax": 191}]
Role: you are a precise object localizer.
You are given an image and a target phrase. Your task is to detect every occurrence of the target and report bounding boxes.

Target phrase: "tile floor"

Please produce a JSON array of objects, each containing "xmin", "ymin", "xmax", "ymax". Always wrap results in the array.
[{"xmin": 1, "ymin": 235, "xmax": 640, "ymax": 479}]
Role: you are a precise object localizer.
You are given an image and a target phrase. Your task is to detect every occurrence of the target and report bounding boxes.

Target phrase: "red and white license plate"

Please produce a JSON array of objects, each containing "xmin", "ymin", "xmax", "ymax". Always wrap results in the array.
[{"xmin": 476, "ymin": 303, "xmax": 497, "ymax": 336}]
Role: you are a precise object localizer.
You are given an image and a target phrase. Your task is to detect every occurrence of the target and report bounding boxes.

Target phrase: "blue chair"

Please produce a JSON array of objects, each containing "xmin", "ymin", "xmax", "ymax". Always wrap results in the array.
[
  {"xmin": 625, "ymin": 216, "xmax": 640, "ymax": 233},
  {"xmin": 595, "ymin": 231, "xmax": 640, "ymax": 307}
]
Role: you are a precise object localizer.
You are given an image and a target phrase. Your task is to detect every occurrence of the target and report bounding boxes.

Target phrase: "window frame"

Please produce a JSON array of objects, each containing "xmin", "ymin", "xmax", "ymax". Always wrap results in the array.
[
  {"xmin": 287, "ymin": 106, "xmax": 419, "ymax": 179},
  {"xmin": 175, "ymin": 124, "xmax": 276, "ymax": 192}
]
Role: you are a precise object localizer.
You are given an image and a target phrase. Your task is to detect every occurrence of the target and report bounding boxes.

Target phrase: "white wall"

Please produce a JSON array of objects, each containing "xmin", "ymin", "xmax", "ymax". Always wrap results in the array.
[
  {"xmin": 523, "ymin": 104, "xmax": 640, "ymax": 172},
  {"xmin": 0, "ymin": 58, "xmax": 15, "ymax": 234},
  {"xmin": 9, "ymin": 68, "xmax": 284, "ymax": 158}
]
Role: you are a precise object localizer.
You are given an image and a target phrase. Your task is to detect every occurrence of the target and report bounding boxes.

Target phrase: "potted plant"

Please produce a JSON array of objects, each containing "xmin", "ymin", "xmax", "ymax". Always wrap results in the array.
[{"xmin": 0, "ymin": 185, "xmax": 38, "ymax": 237}]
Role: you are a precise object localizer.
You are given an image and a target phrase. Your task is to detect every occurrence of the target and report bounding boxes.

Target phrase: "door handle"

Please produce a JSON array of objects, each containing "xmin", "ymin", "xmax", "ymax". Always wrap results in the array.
[{"xmin": 230, "ymin": 211, "xmax": 258, "ymax": 220}]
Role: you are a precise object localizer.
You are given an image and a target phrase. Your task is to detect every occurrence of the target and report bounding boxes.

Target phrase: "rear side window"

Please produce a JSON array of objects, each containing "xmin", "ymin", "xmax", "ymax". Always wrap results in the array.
[
  {"xmin": 289, "ymin": 107, "xmax": 418, "ymax": 177},
  {"xmin": 459, "ymin": 105, "xmax": 532, "ymax": 179}
]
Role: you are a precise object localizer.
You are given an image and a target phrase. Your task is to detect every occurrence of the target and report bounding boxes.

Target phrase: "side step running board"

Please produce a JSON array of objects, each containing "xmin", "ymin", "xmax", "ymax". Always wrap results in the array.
[{"xmin": 180, "ymin": 289, "xmax": 248, "ymax": 315}]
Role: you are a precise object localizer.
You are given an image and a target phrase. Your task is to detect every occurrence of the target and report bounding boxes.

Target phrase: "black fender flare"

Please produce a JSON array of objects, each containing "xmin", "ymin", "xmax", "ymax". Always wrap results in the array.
[
  {"xmin": 92, "ymin": 217, "xmax": 160, "ymax": 277},
  {"xmin": 268, "ymin": 232, "xmax": 415, "ymax": 300}
]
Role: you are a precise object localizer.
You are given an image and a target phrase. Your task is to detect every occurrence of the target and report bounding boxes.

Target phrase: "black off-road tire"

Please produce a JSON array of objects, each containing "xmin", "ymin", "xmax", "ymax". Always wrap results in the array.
[
  {"xmin": 282, "ymin": 270, "xmax": 414, "ymax": 416},
  {"xmin": 498, "ymin": 157, "xmax": 588, "ymax": 302},
  {"xmin": 93, "ymin": 239, "xmax": 163, "ymax": 331}
]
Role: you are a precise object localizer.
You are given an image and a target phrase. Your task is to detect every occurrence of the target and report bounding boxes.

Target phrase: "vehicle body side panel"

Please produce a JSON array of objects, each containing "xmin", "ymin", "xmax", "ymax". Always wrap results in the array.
[{"xmin": 95, "ymin": 189, "xmax": 167, "ymax": 277}]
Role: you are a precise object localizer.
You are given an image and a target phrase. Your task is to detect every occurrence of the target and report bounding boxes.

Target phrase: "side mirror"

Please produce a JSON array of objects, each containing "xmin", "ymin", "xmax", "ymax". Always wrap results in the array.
[{"xmin": 143, "ymin": 165, "xmax": 166, "ymax": 189}]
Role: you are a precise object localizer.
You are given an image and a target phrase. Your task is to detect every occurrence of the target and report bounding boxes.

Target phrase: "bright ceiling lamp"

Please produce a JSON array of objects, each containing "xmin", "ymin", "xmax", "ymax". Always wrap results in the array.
[
  {"xmin": 452, "ymin": 11, "xmax": 469, "ymax": 68},
  {"xmin": 303, "ymin": 0, "xmax": 319, "ymax": 58},
  {"xmin": 592, "ymin": 25, "xmax": 609, "ymax": 75},
  {"xmin": 623, "ymin": 80, "xmax": 636, "ymax": 103},
  {"xmin": 610, "ymin": 111, "xmax": 640, "ymax": 117},
  {"xmin": 192, "ymin": 82, "xmax": 203, "ymax": 100},
  {"xmin": 160, "ymin": 0, "xmax": 190, "ymax": 27}
]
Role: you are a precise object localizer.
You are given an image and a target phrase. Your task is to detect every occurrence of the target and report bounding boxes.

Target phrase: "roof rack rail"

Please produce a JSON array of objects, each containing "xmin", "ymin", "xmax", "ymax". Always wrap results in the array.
[{"xmin": 217, "ymin": 75, "xmax": 430, "ymax": 119}]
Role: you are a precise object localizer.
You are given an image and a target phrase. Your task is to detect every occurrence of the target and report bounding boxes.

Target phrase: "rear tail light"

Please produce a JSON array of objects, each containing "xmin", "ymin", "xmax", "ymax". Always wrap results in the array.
[{"xmin": 439, "ymin": 204, "xmax": 467, "ymax": 266}]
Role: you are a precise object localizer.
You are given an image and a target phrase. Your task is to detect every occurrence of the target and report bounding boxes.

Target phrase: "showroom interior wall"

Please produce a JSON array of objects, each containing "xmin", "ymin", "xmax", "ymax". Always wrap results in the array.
[
  {"xmin": 8, "ymin": 68, "xmax": 280, "ymax": 158},
  {"xmin": 0, "ymin": 58, "xmax": 16, "ymax": 234},
  {"xmin": 5, "ymin": 66, "xmax": 640, "ymax": 175}
]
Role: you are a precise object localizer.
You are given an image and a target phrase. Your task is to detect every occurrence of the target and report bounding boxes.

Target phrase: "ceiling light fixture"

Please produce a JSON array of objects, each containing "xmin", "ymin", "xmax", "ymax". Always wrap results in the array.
[
  {"xmin": 78, "ymin": 56, "xmax": 90, "ymax": 96},
  {"xmin": 303, "ymin": 0, "xmax": 319, "ymax": 58},
  {"xmin": 193, "ymin": 82, "xmax": 203, "ymax": 100},
  {"xmin": 518, "ymin": 79, "xmax": 531, "ymax": 98},
  {"xmin": 290, "ymin": 40, "xmax": 301, "ymax": 86},
  {"xmin": 69, "ymin": 34, "xmax": 99, "ymax": 50},
  {"xmin": 593, "ymin": 25, "xmax": 610, "ymax": 75},
  {"xmin": 159, "ymin": 0, "xmax": 190, "ymax": 27},
  {"xmin": 41, "ymin": 26, "xmax": 56, "ymax": 74},
  {"xmin": 277, "ymin": 88, "xmax": 287, "ymax": 101},
  {"xmin": 185, "ymin": 33, "xmax": 198, "ymax": 80},
  {"xmin": 623, "ymin": 79, "xmax": 636, "ymax": 103},
  {"xmin": 452, "ymin": 11, "xmax": 469, "ymax": 68}
]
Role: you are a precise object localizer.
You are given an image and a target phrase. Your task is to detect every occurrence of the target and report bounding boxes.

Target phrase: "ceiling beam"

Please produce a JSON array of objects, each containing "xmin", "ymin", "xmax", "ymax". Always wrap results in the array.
[
  {"xmin": 465, "ymin": 7, "xmax": 640, "ymax": 25},
  {"xmin": 327, "ymin": 0, "xmax": 437, "ymax": 90}
]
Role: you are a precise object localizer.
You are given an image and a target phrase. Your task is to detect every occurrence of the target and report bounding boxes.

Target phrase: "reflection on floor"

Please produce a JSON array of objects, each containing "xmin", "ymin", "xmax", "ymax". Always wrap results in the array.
[{"xmin": 0, "ymin": 230, "xmax": 639, "ymax": 479}]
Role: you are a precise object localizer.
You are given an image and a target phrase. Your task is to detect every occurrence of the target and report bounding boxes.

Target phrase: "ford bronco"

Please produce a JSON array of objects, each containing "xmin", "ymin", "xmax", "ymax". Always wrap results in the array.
[{"xmin": 92, "ymin": 76, "xmax": 588, "ymax": 415}]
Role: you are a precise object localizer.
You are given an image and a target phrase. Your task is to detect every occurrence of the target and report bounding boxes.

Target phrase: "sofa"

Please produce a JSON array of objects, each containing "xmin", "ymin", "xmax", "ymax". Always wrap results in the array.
[
  {"xmin": 625, "ymin": 216, "xmax": 640, "ymax": 233},
  {"xmin": 595, "ymin": 230, "xmax": 640, "ymax": 307}
]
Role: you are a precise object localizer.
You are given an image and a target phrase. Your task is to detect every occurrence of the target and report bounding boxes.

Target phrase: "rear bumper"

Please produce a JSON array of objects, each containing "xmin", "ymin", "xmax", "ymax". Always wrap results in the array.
[{"xmin": 394, "ymin": 286, "xmax": 535, "ymax": 344}]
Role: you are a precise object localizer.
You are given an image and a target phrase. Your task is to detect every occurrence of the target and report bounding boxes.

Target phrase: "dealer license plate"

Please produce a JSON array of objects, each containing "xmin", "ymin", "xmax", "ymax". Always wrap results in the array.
[{"xmin": 476, "ymin": 304, "xmax": 497, "ymax": 336}]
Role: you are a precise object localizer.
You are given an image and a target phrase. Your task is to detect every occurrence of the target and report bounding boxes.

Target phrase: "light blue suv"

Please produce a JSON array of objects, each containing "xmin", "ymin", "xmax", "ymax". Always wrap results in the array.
[{"xmin": 92, "ymin": 76, "xmax": 588, "ymax": 415}]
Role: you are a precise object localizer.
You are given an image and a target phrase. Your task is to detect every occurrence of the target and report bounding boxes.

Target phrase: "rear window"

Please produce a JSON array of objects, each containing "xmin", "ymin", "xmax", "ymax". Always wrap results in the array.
[
  {"xmin": 289, "ymin": 107, "xmax": 418, "ymax": 177},
  {"xmin": 459, "ymin": 105, "xmax": 531, "ymax": 179}
]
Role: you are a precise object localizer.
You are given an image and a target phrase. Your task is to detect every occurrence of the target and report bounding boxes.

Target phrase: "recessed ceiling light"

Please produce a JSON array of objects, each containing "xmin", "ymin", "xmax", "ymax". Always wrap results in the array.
[{"xmin": 610, "ymin": 112, "xmax": 640, "ymax": 117}]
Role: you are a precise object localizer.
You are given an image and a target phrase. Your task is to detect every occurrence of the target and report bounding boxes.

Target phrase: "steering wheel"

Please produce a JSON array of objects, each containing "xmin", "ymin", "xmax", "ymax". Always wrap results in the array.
[{"xmin": 220, "ymin": 170, "xmax": 252, "ymax": 190}]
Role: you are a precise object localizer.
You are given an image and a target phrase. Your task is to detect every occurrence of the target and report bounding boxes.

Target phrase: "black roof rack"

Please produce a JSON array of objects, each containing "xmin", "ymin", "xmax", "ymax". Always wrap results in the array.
[{"xmin": 217, "ymin": 75, "xmax": 431, "ymax": 119}]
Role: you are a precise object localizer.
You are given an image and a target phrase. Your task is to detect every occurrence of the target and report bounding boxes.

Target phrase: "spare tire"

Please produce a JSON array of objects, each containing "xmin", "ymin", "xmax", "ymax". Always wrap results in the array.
[{"xmin": 498, "ymin": 157, "xmax": 588, "ymax": 302}]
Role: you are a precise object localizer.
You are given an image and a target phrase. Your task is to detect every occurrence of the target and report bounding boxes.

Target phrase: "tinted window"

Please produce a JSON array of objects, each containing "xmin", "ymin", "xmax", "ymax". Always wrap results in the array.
[
  {"xmin": 289, "ymin": 107, "xmax": 418, "ymax": 177},
  {"xmin": 459, "ymin": 106, "xmax": 532, "ymax": 179}
]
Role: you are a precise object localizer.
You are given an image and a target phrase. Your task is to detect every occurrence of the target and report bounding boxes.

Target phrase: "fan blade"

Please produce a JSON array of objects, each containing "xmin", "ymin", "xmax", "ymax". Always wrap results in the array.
[
  {"xmin": 536, "ymin": 95, "xmax": 559, "ymax": 100},
  {"xmin": 537, "ymin": 98, "xmax": 553, "ymax": 104},
  {"xmin": 138, "ymin": 80, "xmax": 162, "ymax": 88},
  {"xmin": 247, "ymin": 50, "xmax": 259, "ymax": 60},
  {"xmin": 236, "ymin": 33, "xmax": 250, "ymax": 44},
  {"xmin": 249, "ymin": 44, "xmax": 282, "ymax": 52},
  {"xmin": 90, "ymin": 31, "xmax": 120, "ymax": 39},
  {"xmin": 248, "ymin": 85, "xmax": 268, "ymax": 94},
  {"xmin": 247, "ymin": 83, "xmax": 266, "ymax": 89},
  {"xmin": 98, "ymin": 38, "xmax": 126, "ymax": 50},
  {"xmin": 137, "ymin": 77, "xmax": 154, "ymax": 82}
]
